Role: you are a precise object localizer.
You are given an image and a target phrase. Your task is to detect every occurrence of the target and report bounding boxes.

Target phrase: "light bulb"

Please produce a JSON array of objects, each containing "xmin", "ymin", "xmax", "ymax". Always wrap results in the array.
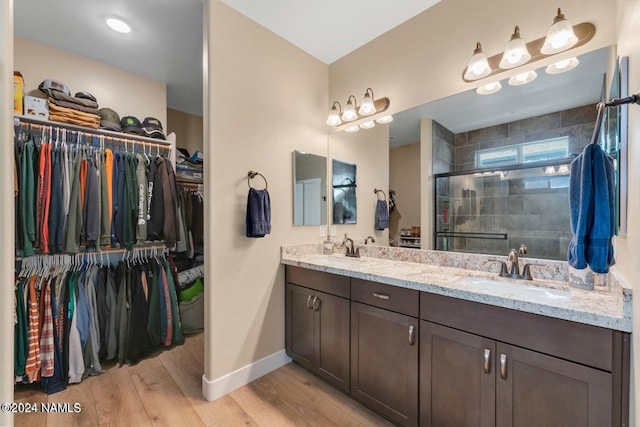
[
  {"xmin": 345, "ymin": 125, "xmax": 360, "ymax": 133},
  {"xmin": 541, "ymin": 9, "xmax": 578, "ymax": 54},
  {"xmin": 358, "ymin": 90, "xmax": 376, "ymax": 116},
  {"xmin": 545, "ymin": 57, "xmax": 579, "ymax": 74},
  {"xmin": 375, "ymin": 115, "xmax": 394, "ymax": 124},
  {"xmin": 342, "ymin": 97, "xmax": 357, "ymax": 122},
  {"xmin": 464, "ymin": 42, "xmax": 491, "ymax": 81},
  {"xmin": 359, "ymin": 121, "xmax": 375, "ymax": 129}
]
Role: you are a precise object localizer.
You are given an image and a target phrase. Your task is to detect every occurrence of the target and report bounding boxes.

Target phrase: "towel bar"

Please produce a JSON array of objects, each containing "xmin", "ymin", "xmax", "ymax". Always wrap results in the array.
[
  {"xmin": 374, "ymin": 188, "xmax": 387, "ymax": 200},
  {"xmin": 247, "ymin": 171, "xmax": 268, "ymax": 189}
]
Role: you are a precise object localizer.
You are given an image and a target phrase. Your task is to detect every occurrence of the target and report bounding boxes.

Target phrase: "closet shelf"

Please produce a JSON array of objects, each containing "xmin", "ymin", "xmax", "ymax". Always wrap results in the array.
[{"xmin": 14, "ymin": 114, "xmax": 172, "ymax": 148}]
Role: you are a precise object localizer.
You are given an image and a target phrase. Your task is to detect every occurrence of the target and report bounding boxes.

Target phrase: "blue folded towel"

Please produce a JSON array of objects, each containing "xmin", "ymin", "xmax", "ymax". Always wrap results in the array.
[
  {"xmin": 246, "ymin": 188, "xmax": 271, "ymax": 238},
  {"xmin": 375, "ymin": 199, "xmax": 389, "ymax": 230},
  {"xmin": 568, "ymin": 144, "xmax": 615, "ymax": 273}
]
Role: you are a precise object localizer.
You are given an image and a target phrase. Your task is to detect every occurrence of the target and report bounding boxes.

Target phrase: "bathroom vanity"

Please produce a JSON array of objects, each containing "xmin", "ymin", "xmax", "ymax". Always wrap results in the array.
[{"xmin": 282, "ymin": 244, "xmax": 631, "ymax": 427}]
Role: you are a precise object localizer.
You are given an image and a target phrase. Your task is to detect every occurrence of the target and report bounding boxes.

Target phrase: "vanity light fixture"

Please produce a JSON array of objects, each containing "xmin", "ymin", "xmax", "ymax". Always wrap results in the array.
[
  {"xmin": 105, "ymin": 16, "xmax": 132, "ymax": 34},
  {"xmin": 327, "ymin": 90, "xmax": 391, "ymax": 130},
  {"xmin": 463, "ymin": 43, "xmax": 491, "ymax": 81},
  {"xmin": 462, "ymin": 8, "xmax": 595, "ymax": 83},
  {"xmin": 376, "ymin": 115, "xmax": 394, "ymax": 124},
  {"xmin": 358, "ymin": 88, "xmax": 376, "ymax": 116},
  {"xmin": 326, "ymin": 101, "xmax": 342, "ymax": 126},
  {"xmin": 342, "ymin": 95, "xmax": 358, "ymax": 122},
  {"xmin": 345, "ymin": 125, "xmax": 360, "ymax": 133},
  {"xmin": 508, "ymin": 70, "xmax": 537, "ymax": 86},
  {"xmin": 546, "ymin": 57, "xmax": 579, "ymax": 74},
  {"xmin": 499, "ymin": 26, "xmax": 531, "ymax": 69},
  {"xmin": 541, "ymin": 8, "xmax": 579, "ymax": 54},
  {"xmin": 476, "ymin": 81, "xmax": 502, "ymax": 95}
]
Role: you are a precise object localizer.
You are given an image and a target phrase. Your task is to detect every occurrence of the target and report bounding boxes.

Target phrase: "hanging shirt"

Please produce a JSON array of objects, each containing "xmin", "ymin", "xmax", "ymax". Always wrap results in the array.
[
  {"xmin": 147, "ymin": 157, "xmax": 165, "ymax": 241},
  {"xmin": 25, "ymin": 275, "xmax": 42, "ymax": 383},
  {"xmin": 135, "ymin": 154, "xmax": 148, "ymax": 243}
]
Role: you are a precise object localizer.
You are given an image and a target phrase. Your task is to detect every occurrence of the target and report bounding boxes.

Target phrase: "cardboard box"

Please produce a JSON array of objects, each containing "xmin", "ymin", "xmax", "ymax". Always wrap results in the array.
[
  {"xmin": 13, "ymin": 72, "xmax": 24, "ymax": 115},
  {"xmin": 24, "ymin": 96, "xmax": 49, "ymax": 119}
]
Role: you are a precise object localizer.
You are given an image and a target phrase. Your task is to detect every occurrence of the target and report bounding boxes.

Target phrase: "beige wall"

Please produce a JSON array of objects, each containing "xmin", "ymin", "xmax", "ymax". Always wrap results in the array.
[
  {"xmin": 204, "ymin": 0, "xmax": 328, "ymax": 385},
  {"xmin": 167, "ymin": 107, "xmax": 203, "ymax": 156},
  {"xmin": 14, "ymin": 37, "xmax": 166, "ymax": 126},
  {"xmin": 329, "ymin": 0, "xmax": 616, "ymax": 117},
  {"xmin": 0, "ymin": 1, "xmax": 14, "ymax": 425},
  {"xmin": 390, "ymin": 143, "xmax": 421, "ymax": 245},
  {"xmin": 329, "ymin": 125, "xmax": 390, "ymax": 244},
  {"xmin": 615, "ymin": 1, "xmax": 640, "ymax": 424}
]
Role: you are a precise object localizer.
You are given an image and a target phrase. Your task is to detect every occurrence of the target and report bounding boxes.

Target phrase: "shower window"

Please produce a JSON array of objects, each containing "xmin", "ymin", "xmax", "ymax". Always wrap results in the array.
[{"xmin": 475, "ymin": 137, "xmax": 569, "ymax": 168}]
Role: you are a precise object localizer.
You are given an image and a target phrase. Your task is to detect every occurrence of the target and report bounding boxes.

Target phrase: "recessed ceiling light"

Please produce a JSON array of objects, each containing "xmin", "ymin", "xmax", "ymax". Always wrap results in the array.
[{"xmin": 106, "ymin": 17, "xmax": 131, "ymax": 34}]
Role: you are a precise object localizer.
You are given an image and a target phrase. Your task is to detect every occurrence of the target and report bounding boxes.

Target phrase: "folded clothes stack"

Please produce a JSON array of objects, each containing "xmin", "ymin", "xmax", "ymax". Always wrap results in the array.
[{"xmin": 38, "ymin": 79, "xmax": 101, "ymax": 128}]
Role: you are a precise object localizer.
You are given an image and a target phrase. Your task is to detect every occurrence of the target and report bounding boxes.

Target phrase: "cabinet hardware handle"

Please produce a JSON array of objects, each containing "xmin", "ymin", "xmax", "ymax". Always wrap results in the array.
[
  {"xmin": 373, "ymin": 292, "xmax": 390, "ymax": 300},
  {"xmin": 483, "ymin": 349, "xmax": 491, "ymax": 374},
  {"xmin": 312, "ymin": 296, "xmax": 320, "ymax": 311},
  {"xmin": 306, "ymin": 295, "xmax": 313, "ymax": 310},
  {"xmin": 408, "ymin": 325, "xmax": 416, "ymax": 345},
  {"xmin": 500, "ymin": 353, "xmax": 507, "ymax": 379}
]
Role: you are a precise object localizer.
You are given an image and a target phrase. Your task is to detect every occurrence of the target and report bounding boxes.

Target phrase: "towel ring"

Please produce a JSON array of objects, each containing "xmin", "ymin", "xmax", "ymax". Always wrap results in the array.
[
  {"xmin": 248, "ymin": 171, "xmax": 268, "ymax": 189},
  {"xmin": 374, "ymin": 189, "xmax": 387, "ymax": 201}
]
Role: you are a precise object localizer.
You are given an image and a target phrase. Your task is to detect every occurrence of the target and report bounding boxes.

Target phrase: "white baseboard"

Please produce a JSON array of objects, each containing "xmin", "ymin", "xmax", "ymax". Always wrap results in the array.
[{"xmin": 202, "ymin": 349, "xmax": 292, "ymax": 401}]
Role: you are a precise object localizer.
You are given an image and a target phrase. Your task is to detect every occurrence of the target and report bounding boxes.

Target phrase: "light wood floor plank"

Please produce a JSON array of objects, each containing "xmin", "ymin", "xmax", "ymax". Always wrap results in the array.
[
  {"xmin": 251, "ymin": 371, "xmax": 358, "ymax": 427},
  {"xmin": 277, "ymin": 364, "xmax": 394, "ymax": 427},
  {"xmin": 93, "ymin": 366, "xmax": 153, "ymax": 427},
  {"xmin": 44, "ymin": 375, "xmax": 99, "ymax": 427},
  {"xmin": 130, "ymin": 361, "xmax": 205, "ymax": 427},
  {"xmin": 183, "ymin": 333, "xmax": 205, "ymax": 368},
  {"xmin": 229, "ymin": 383, "xmax": 307, "ymax": 427}
]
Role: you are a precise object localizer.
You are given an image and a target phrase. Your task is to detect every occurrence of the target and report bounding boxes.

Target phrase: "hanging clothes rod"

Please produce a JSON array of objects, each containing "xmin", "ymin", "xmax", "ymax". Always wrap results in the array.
[{"xmin": 14, "ymin": 114, "xmax": 171, "ymax": 149}]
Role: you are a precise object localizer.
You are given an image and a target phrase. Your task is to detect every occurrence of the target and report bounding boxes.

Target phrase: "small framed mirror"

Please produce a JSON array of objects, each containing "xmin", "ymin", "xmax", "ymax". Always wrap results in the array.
[
  {"xmin": 332, "ymin": 159, "xmax": 357, "ymax": 224},
  {"xmin": 293, "ymin": 151, "xmax": 327, "ymax": 226}
]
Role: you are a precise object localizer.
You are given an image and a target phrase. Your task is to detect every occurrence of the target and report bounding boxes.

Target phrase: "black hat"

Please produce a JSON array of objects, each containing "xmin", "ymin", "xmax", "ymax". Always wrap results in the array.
[
  {"xmin": 75, "ymin": 91, "xmax": 97, "ymax": 103},
  {"xmin": 99, "ymin": 108, "xmax": 121, "ymax": 131},
  {"xmin": 142, "ymin": 117, "xmax": 165, "ymax": 140},
  {"xmin": 120, "ymin": 116, "xmax": 143, "ymax": 135}
]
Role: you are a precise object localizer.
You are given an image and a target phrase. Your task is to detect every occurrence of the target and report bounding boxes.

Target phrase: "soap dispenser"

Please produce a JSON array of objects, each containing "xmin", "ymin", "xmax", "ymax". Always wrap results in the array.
[{"xmin": 323, "ymin": 236, "xmax": 334, "ymax": 255}]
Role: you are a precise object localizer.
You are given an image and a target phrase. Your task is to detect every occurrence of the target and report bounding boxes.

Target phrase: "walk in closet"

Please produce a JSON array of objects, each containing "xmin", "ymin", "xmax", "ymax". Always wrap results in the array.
[{"xmin": 13, "ymin": 114, "xmax": 204, "ymax": 393}]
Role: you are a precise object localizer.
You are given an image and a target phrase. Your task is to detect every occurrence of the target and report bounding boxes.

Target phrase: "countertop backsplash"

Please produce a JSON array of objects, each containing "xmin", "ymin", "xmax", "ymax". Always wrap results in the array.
[{"xmin": 281, "ymin": 242, "xmax": 620, "ymax": 290}]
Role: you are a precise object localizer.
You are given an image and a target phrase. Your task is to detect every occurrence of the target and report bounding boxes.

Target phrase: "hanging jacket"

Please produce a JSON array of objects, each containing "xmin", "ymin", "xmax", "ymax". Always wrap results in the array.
[{"xmin": 147, "ymin": 157, "xmax": 165, "ymax": 241}]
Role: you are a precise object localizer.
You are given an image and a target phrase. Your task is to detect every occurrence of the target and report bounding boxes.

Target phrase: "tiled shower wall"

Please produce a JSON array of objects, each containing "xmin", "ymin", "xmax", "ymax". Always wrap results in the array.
[{"xmin": 433, "ymin": 103, "xmax": 598, "ymax": 260}]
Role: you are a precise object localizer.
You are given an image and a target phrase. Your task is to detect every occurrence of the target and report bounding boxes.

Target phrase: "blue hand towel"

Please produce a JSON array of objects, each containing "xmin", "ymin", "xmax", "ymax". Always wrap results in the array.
[
  {"xmin": 375, "ymin": 199, "xmax": 389, "ymax": 230},
  {"xmin": 567, "ymin": 144, "xmax": 615, "ymax": 273},
  {"xmin": 246, "ymin": 188, "xmax": 271, "ymax": 238}
]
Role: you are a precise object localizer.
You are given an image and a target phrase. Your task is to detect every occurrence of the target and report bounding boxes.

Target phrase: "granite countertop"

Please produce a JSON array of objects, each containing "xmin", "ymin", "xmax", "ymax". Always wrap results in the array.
[{"xmin": 281, "ymin": 245, "xmax": 632, "ymax": 332}]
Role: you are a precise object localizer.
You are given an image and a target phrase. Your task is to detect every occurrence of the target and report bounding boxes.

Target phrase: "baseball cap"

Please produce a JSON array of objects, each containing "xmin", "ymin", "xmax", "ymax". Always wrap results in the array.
[
  {"xmin": 75, "ymin": 91, "xmax": 97, "ymax": 103},
  {"xmin": 99, "ymin": 108, "xmax": 122, "ymax": 131},
  {"xmin": 38, "ymin": 79, "xmax": 71, "ymax": 96},
  {"xmin": 142, "ymin": 117, "xmax": 166, "ymax": 140},
  {"xmin": 120, "ymin": 116, "xmax": 143, "ymax": 135}
]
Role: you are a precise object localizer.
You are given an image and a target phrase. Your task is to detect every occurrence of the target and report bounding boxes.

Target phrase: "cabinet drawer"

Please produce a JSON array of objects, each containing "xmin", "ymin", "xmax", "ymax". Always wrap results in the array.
[
  {"xmin": 285, "ymin": 265, "xmax": 350, "ymax": 298},
  {"xmin": 421, "ymin": 292, "xmax": 613, "ymax": 372},
  {"xmin": 351, "ymin": 278, "xmax": 419, "ymax": 317}
]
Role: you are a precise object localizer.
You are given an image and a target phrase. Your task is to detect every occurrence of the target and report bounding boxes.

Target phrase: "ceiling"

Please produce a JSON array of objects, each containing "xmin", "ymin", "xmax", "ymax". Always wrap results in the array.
[
  {"xmin": 13, "ymin": 0, "xmax": 441, "ymax": 117},
  {"xmin": 389, "ymin": 47, "xmax": 609, "ymax": 148}
]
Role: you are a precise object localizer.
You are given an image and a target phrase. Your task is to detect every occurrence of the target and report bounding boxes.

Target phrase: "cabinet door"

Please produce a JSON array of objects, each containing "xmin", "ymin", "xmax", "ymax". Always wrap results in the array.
[
  {"xmin": 314, "ymin": 290, "xmax": 350, "ymax": 392},
  {"xmin": 285, "ymin": 283, "xmax": 315, "ymax": 370},
  {"xmin": 420, "ymin": 321, "xmax": 496, "ymax": 427},
  {"xmin": 351, "ymin": 301, "xmax": 418, "ymax": 426},
  {"xmin": 496, "ymin": 342, "xmax": 612, "ymax": 427}
]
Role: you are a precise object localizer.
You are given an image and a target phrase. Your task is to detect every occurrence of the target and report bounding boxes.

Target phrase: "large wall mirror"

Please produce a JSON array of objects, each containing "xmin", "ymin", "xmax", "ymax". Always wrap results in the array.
[
  {"xmin": 330, "ymin": 45, "xmax": 619, "ymax": 261},
  {"xmin": 332, "ymin": 159, "xmax": 357, "ymax": 224},
  {"xmin": 293, "ymin": 151, "xmax": 327, "ymax": 226},
  {"xmin": 401, "ymin": 46, "xmax": 614, "ymax": 260}
]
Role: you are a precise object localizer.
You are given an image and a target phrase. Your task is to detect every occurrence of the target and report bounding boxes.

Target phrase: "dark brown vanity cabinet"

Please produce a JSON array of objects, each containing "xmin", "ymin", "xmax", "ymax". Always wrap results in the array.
[
  {"xmin": 350, "ymin": 279, "xmax": 420, "ymax": 426},
  {"xmin": 420, "ymin": 293, "xmax": 629, "ymax": 427},
  {"xmin": 285, "ymin": 267, "xmax": 351, "ymax": 392}
]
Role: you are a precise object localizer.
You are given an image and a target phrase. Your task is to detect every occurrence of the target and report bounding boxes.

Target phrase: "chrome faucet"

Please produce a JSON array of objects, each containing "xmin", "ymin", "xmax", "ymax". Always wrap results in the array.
[
  {"xmin": 365, "ymin": 236, "xmax": 376, "ymax": 245},
  {"xmin": 341, "ymin": 235, "xmax": 360, "ymax": 258}
]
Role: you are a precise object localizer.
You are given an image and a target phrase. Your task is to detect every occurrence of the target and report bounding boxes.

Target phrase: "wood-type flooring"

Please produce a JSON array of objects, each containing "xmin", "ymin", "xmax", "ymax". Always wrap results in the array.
[{"xmin": 13, "ymin": 333, "xmax": 392, "ymax": 426}]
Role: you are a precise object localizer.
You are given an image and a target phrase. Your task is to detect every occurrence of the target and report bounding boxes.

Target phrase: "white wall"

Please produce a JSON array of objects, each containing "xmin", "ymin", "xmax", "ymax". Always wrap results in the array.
[
  {"xmin": 167, "ymin": 107, "xmax": 203, "ymax": 156},
  {"xmin": 14, "ymin": 36, "xmax": 166, "ymax": 126},
  {"xmin": 615, "ymin": 2, "xmax": 640, "ymax": 424},
  {"xmin": 203, "ymin": 0, "xmax": 329, "ymax": 397}
]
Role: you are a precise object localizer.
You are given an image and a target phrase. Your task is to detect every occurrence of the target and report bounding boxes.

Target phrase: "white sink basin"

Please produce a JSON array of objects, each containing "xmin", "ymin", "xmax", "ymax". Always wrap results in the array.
[{"xmin": 465, "ymin": 277, "xmax": 570, "ymax": 301}]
